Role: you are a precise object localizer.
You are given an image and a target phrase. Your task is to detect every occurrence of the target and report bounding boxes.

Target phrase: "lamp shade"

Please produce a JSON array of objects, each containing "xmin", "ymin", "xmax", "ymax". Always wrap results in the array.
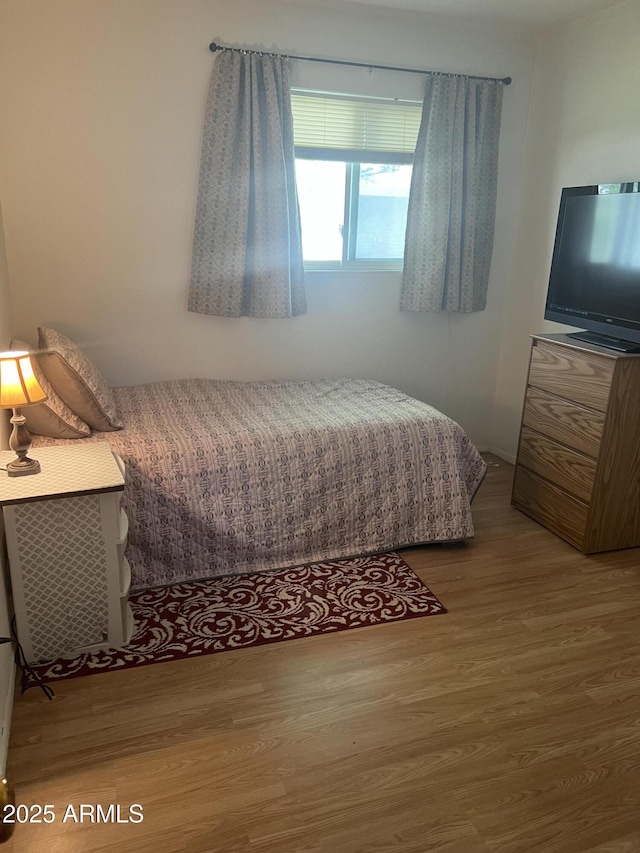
[{"xmin": 0, "ymin": 351, "xmax": 47, "ymax": 408}]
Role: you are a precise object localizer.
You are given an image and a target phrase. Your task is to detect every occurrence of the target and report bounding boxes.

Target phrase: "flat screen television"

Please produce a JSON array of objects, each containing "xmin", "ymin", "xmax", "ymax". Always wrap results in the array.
[{"xmin": 544, "ymin": 181, "xmax": 640, "ymax": 353}]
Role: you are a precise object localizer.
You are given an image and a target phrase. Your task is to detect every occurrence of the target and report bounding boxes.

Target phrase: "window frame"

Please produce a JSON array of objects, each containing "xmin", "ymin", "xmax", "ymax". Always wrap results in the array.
[
  {"xmin": 296, "ymin": 157, "xmax": 412, "ymax": 273},
  {"xmin": 292, "ymin": 90, "xmax": 420, "ymax": 272}
]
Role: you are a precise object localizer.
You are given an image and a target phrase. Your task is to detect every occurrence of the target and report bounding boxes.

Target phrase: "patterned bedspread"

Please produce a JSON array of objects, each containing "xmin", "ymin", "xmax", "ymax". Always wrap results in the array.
[{"xmin": 34, "ymin": 378, "xmax": 486, "ymax": 590}]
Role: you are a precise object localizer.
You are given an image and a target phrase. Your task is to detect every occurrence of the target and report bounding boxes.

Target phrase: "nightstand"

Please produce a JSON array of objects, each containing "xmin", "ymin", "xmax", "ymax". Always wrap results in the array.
[{"xmin": 0, "ymin": 443, "xmax": 133, "ymax": 663}]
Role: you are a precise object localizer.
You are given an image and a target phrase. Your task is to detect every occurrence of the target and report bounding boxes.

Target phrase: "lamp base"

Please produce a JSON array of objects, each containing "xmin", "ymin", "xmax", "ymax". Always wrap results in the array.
[
  {"xmin": 7, "ymin": 408, "xmax": 41, "ymax": 477},
  {"xmin": 7, "ymin": 456, "xmax": 41, "ymax": 477}
]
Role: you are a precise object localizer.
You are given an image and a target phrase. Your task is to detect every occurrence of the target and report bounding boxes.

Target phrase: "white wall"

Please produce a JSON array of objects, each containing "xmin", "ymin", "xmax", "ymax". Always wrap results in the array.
[
  {"xmin": 491, "ymin": 1, "xmax": 640, "ymax": 461},
  {"xmin": 0, "ymin": 0, "xmax": 534, "ymax": 449}
]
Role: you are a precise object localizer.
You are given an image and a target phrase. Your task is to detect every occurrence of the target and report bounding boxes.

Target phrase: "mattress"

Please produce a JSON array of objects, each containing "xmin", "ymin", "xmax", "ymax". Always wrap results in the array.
[{"xmin": 34, "ymin": 378, "xmax": 486, "ymax": 589}]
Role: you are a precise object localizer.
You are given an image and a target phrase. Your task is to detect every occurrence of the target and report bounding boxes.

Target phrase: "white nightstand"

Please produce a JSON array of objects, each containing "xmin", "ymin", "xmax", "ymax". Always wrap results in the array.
[{"xmin": 0, "ymin": 443, "xmax": 133, "ymax": 664}]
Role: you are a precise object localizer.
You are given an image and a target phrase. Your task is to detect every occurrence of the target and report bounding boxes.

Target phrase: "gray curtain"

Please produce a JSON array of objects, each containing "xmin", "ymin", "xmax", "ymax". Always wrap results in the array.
[
  {"xmin": 400, "ymin": 76, "xmax": 503, "ymax": 313},
  {"xmin": 189, "ymin": 50, "xmax": 306, "ymax": 318}
]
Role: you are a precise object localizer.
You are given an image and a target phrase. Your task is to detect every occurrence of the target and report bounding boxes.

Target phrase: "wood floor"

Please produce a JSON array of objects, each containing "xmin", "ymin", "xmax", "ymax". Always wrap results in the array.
[{"xmin": 4, "ymin": 456, "xmax": 640, "ymax": 852}]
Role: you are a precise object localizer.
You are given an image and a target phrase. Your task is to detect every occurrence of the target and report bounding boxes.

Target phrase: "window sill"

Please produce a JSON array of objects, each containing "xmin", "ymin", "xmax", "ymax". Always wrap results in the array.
[{"xmin": 304, "ymin": 261, "xmax": 403, "ymax": 273}]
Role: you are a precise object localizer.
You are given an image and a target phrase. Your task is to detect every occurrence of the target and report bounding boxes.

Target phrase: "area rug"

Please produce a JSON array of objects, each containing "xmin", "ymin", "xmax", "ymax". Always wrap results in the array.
[{"xmin": 24, "ymin": 552, "xmax": 446, "ymax": 687}]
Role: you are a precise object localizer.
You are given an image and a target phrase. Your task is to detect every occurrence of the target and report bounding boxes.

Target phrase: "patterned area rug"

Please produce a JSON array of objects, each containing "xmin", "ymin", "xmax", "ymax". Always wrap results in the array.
[{"xmin": 25, "ymin": 553, "xmax": 446, "ymax": 685}]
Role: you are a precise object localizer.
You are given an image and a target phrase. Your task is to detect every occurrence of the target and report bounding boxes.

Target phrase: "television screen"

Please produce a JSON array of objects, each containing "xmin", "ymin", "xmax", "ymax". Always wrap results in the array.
[{"xmin": 545, "ymin": 183, "xmax": 640, "ymax": 351}]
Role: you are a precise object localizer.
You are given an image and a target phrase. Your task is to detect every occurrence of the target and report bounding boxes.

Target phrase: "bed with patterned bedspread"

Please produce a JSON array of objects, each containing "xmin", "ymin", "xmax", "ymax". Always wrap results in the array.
[{"xmin": 34, "ymin": 377, "xmax": 486, "ymax": 590}]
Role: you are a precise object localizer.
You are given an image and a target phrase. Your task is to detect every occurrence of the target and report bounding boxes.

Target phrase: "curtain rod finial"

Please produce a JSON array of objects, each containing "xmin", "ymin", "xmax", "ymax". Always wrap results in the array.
[
  {"xmin": 503, "ymin": 76, "xmax": 512, "ymax": 85},
  {"xmin": 209, "ymin": 42, "xmax": 219, "ymax": 53}
]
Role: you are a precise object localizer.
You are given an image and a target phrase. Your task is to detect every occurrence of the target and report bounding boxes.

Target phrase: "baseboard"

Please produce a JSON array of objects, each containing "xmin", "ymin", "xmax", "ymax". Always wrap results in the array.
[{"xmin": 487, "ymin": 446, "xmax": 517, "ymax": 465}]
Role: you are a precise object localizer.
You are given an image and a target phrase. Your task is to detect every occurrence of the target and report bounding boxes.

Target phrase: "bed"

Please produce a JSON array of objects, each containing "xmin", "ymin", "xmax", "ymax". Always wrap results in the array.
[{"xmin": 32, "ymin": 375, "xmax": 486, "ymax": 590}]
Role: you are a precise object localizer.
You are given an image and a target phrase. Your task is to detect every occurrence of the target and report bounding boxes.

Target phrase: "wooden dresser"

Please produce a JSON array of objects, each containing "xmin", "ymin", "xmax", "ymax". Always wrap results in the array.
[{"xmin": 512, "ymin": 333, "xmax": 640, "ymax": 553}]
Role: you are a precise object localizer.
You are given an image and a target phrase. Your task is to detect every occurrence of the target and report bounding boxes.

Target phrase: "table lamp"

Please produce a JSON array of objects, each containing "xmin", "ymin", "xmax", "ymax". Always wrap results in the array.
[{"xmin": 0, "ymin": 351, "xmax": 47, "ymax": 477}]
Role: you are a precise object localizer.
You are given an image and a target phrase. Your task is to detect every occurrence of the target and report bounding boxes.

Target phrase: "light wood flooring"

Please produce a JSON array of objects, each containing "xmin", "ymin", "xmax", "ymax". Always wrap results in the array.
[{"xmin": 4, "ymin": 456, "xmax": 640, "ymax": 852}]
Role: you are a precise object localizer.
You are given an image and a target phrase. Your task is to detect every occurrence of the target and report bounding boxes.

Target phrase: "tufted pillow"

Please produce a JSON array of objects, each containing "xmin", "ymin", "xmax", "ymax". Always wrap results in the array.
[
  {"xmin": 37, "ymin": 327, "xmax": 122, "ymax": 432},
  {"xmin": 10, "ymin": 340, "xmax": 91, "ymax": 439}
]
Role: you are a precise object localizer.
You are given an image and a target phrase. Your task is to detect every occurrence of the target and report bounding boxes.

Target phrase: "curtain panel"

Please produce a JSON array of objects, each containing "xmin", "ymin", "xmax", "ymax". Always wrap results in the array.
[
  {"xmin": 188, "ymin": 51, "xmax": 306, "ymax": 318},
  {"xmin": 400, "ymin": 76, "xmax": 503, "ymax": 313}
]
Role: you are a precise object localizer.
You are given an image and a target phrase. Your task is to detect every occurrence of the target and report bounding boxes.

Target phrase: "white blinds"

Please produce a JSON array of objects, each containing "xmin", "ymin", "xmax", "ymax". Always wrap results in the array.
[{"xmin": 291, "ymin": 91, "xmax": 421, "ymax": 163}]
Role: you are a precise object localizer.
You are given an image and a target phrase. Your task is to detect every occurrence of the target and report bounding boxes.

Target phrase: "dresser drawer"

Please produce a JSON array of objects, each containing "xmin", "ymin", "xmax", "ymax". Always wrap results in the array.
[
  {"xmin": 512, "ymin": 467, "xmax": 588, "ymax": 549},
  {"xmin": 529, "ymin": 343, "xmax": 614, "ymax": 412},
  {"xmin": 522, "ymin": 388, "xmax": 605, "ymax": 459},
  {"xmin": 517, "ymin": 427, "xmax": 597, "ymax": 502}
]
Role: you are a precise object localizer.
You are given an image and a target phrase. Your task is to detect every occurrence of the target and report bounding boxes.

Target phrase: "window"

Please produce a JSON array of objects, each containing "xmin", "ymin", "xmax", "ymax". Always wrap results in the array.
[{"xmin": 292, "ymin": 91, "xmax": 422, "ymax": 269}]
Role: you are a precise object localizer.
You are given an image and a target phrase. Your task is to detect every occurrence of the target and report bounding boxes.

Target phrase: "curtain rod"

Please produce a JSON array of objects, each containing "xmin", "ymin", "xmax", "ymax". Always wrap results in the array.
[{"xmin": 209, "ymin": 42, "xmax": 512, "ymax": 86}]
